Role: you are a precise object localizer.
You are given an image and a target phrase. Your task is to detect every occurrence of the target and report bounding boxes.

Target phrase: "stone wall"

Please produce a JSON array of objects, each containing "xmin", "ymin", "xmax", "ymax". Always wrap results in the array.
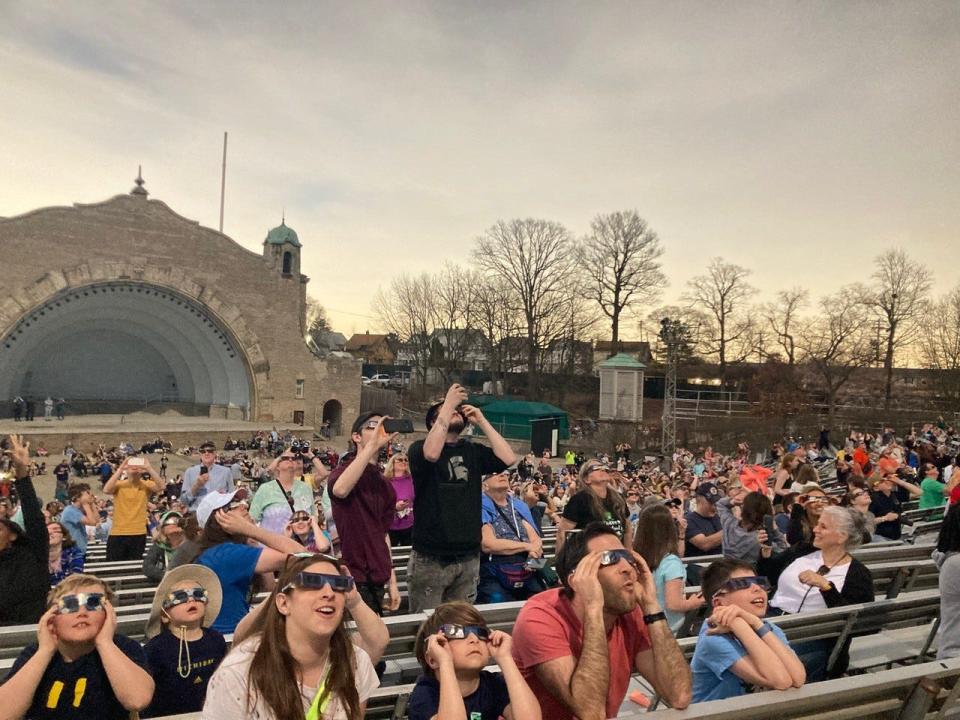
[{"xmin": 0, "ymin": 188, "xmax": 361, "ymax": 426}]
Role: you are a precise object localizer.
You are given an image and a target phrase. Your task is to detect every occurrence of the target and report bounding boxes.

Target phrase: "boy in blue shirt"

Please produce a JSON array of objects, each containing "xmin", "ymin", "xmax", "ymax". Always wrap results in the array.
[{"xmin": 692, "ymin": 559, "xmax": 805, "ymax": 703}]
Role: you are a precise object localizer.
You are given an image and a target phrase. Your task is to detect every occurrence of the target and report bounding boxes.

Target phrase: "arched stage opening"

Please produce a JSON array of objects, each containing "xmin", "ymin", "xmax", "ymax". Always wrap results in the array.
[{"xmin": 0, "ymin": 281, "xmax": 254, "ymax": 418}]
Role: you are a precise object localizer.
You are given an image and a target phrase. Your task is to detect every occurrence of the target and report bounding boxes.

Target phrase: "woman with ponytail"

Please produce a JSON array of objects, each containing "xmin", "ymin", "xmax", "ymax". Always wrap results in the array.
[{"xmin": 202, "ymin": 554, "xmax": 382, "ymax": 719}]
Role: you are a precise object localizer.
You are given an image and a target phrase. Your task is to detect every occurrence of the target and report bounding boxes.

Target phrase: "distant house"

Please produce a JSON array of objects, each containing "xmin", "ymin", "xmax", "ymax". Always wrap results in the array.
[
  {"xmin": 345, "ymin": 333, "xmax": 395, "ymax": 365},
  {"xmin": 429, "ymin": 328, "xmax": 490, "ymax": 370},
  {"xmin": 308, "ymin": 330, "xmax": 347, "ymax": 357},
  {"xmin": 544, "ymin": 339, "xmax": 594, "ymax": 374},
  {"xmin": 592, "ymin": 340, "xmax": 652, "ymax": 370}
]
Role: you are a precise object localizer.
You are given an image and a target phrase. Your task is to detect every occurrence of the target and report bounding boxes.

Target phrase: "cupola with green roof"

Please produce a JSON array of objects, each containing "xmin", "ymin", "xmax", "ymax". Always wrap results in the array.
[
  {"xmin": 262, "ymin": 217, "xmax": 302, "ymax": 276},
  {"xmin": 264, "ymin": 219, "xmax": 301, "ymax": 248}
]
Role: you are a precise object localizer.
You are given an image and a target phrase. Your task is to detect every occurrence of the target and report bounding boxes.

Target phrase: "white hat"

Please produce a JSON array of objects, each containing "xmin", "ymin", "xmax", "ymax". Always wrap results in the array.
[
  {"xmin": 145, "ymin": 564, "xmax": 223, "ymax": 640},
  {"xmin": 196, "ymin": 488, "xmax": 248, "ymax": 529}
]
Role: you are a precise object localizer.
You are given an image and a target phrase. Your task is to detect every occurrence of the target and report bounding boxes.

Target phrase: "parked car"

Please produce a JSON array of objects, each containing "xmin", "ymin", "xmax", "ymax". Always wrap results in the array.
[
  {"xmin": 388, "ymin": 375, "xmax": 409, "ymax": 389},
  {"xmin": 361, "ymin": 376, "xmax": 371, "ymax": 386},
  {"xmin": 368, "ymin": 374, "xmax": 391, "ymax": 387}
]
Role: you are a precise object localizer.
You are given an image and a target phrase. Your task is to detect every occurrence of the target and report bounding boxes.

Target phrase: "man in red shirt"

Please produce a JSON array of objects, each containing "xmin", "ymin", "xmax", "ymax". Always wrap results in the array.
[{"xmin": 511, "ymin": 523, "xmax": 691, "ymax": 719}]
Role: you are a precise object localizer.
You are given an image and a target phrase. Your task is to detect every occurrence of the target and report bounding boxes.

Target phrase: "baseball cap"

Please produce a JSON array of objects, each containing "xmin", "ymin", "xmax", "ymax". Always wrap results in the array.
[
  {"xmin": 196, "ymin": 488, "xmax": 248, "ymax": 529},
  {"xmin": 695, "ymin": 482, "xmax": 721, "ymax": 503}
]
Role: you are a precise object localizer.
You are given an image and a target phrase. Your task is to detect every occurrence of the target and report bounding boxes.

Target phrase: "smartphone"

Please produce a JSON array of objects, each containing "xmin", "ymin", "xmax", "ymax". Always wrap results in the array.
[
  {"xmin": 526, "ymin": 557, "xmax": 547, "ymax": 570},
  {"xmin": 199, "ymin": 465, "xmax": 209, "ymax": 476},
  {"xmin": 383, "ymin": 418, "xmax": 415, "ymax": 434},
  {"xmin": 128, "ymin": 457, "xmax": 145, "ymax": 467},
  {"xmin": 762, "ymin": 515, "xmax": 775, "ymax": 537}
]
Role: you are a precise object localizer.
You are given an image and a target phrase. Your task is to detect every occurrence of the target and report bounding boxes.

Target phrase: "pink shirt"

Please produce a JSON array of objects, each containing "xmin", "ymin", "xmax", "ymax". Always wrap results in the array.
[{"xmin": 511, "ymin": 587, "xmax": 651, "ymax": 720}]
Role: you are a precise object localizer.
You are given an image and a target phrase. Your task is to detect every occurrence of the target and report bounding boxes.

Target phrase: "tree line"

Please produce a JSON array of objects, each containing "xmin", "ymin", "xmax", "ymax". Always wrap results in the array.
[{"xmin": 370, "ymin": 211, "xmax": 960, "ymax": 417}]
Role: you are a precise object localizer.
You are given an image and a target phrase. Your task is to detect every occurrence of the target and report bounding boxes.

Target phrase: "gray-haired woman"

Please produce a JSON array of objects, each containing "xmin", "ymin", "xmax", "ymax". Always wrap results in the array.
[{"xmin": 757, "ymin": 506, "xmax": 874, "ymax": 680}]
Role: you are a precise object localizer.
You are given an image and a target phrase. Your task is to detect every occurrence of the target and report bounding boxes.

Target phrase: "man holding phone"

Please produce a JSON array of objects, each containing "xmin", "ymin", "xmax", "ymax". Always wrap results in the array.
[
  {"xmin": 327, "ymin": 412, "xmax": 401, "ymax": 615},
  {"xmin": 180, "ymin": 441, "xmax": 234, "ymax": 512},
  {"xmin": 407, "ymin": 383, "xmax": 518, "ymax": 612}
]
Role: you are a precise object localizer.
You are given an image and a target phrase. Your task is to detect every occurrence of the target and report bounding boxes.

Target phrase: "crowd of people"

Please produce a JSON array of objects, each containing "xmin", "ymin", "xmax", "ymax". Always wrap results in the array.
[{"xmin": 0, "ymin": 389, "xmax": 958, "ymax": 719}]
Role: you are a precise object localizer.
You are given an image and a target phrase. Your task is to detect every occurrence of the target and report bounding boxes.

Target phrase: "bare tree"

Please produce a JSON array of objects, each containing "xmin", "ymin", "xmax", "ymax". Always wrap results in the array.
[
  {"xmin": 473, "ymin": 276, "xmax": 524, "ymax": 381},
  {"xmin": 473, "ymin": 219, "xmax": 577, "ymax": 396},
  {"xmin": 798, "ymin": 288, "xmax": 873, "ymax": 425},
  {"xmin": 919, "ymin": 285, "xmax": 960, "ymax": 370},
  {"xmin": 304, "ymin": 295, "xmax": 332, "ymax": 355},
  {"xmin": 918, "ymin": 285, "xmax": 960, "ymax": 403},
  {"xmin": 760, "ymin": 287, "xmax": 808, "ymax": 365},
  {"xmin": 681, "ymin": 258, "xmax": 755, "ymax": 381},
  {"xmin": 373, "ymin": 273, "xmax": 435, "ymax": 385},
  {"xmin": 644, "ymin": 304, "xmax": 710, "ymax": 364},
  {"xmin": 869, "ymin": 248, "xmax": 932, "ymax": 408},
  {"xmin": 579, "ymin": 210, "xmax": 666, "ymax": 347}
]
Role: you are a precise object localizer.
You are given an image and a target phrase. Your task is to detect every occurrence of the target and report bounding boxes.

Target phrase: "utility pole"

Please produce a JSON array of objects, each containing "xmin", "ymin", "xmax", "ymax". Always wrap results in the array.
[{"xmin": 660, "ymin": 317, "xmax": 692, "ymax": 455}]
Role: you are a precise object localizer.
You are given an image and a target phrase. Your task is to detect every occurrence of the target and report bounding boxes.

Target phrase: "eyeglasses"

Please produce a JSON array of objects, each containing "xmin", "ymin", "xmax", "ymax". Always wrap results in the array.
[
  {"xmin": 363, "ymin": 420, "xmax": 380, "ymax": 430},
  {"xmin": 282, "ymin": 571, "xmax": 355, "ymax": 594},
  {"xmin": 162, "ymin": 587, "xmax": 208, "ymax": 609},
  {"xmin": 290, "ymin": 513, "xmax": 311, "ymax": 523},
  {"xmin": 280, "ymin": 455, "xmax": 298, "ymax": 461},
  {"xmin": 394, "ymin": 459, "xmax": 409, "ymax": 464},
  {"xmin": 201, "ymin": 449, "xmax": 216, "ymax": 454},
  {"xmin": 439, "ymin": 623, "xmax": 491, "ymax": 641},
  {"xmin": 598, "ymin": 549, "xmax": 636, "ymax": 568},
  {"xmin": 56, "ymin": 592, "xmax": 105, "ymax": 614},
  {"xmin": 162, "ymin": 517, "xmax": 184, "ymax": 528},
  {"xmin": 713, "ymin": 576, "xmax": 771, "ymax": 598}
]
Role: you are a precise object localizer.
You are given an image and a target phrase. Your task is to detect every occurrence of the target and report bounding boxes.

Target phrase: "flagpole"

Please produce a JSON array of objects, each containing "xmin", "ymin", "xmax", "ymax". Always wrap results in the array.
[{"xmin": 219, "ymin": 131, "xmax": 228, "ymax": 233}]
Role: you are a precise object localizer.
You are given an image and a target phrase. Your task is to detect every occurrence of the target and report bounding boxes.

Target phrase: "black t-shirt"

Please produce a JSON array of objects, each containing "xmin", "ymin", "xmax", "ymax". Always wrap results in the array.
[
  {"xmin": 870, "ymin": 491, "xmax": 902, "ymax": 540},
  {"xmin": 683, "ymin": 511, "xmax": 723, "ymax": 557},
  {"xmin": 408, "ymin": 439, "xmax": 506, "ymax": 558},
  {"xmin": 6, "ymin": 635, "xmax": 148, "ymax": 720},
  {"xmin": 142, "ymin": 627, "xmax": 227, "ymax": 717},
  {"xmin": 562, "ymin": 491, "xmax": 625, "ymax": 540},
  {"xmin": 407, "ymin": 669, "xmax": 510, "ymax": 720}
]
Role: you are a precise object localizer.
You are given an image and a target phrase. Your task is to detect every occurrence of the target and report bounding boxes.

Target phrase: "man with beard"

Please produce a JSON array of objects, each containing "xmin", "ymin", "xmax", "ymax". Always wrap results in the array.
[
  {"xmin": 511, "ymin": 522, "xmax": 691, "ymax": 719},
  {"xmin": 406, "ymin": 383, "xmax": 517, "ymax": 612}
]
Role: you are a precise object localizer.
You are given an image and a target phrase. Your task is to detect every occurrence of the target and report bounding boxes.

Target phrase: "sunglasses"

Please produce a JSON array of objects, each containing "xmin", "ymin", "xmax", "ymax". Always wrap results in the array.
[
  {"xmin": 363, "ymin": 420, "xmax": 380, "ymax": 430},
  {"xmin": 598, "ymin": 549, "xmax": 636, "ymax": 568},
  {"xmin": 279, "ymin": 455, "xmax": 298, "ymax": 461},
  {"xmin": 282, "ymin": 571, "xmax": 355, "ymax": 594},
  {"xmin": 56, "ymin": 592, "xmax": 105, "ymax": 614},
  {"xmin": 162, "ymin": 516, "xmax": 184, "ymax": 527},
  {"xmin": 162, "ymin": 587, "xmax": 208, "ymax": 609},
  {"xmin": 226, "ymin": 500, "xmax": 248, "ymax": 511},
  {"xmin": 201, "ymin": 449, "xmax": 216, "ymax": 454},
  {"xmin": 439, "ymin": 623, "xmax": 491, "ymax": 641},
  {"xmin": 714, "ymin": 575, "xmax": 771, "ymax": 598},
  {"xmin": 290, "ymin": 513, "xmax": 311, "ymax": 523}
]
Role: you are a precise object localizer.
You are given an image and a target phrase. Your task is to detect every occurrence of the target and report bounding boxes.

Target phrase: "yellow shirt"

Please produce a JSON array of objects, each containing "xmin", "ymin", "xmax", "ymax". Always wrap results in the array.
[{"xmin": 110, "ymin": 478, "xmax": 157, "ymax": 536}]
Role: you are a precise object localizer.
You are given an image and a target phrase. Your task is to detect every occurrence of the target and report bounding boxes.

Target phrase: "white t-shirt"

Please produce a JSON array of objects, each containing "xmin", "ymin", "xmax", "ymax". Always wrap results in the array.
[
  {"xmin": 771, "ymin": 550, "xmax": 851, "ymax": 614},
  {"xmin": 202, "ymin": 637, "xmax": 379, "ymax": 719}
]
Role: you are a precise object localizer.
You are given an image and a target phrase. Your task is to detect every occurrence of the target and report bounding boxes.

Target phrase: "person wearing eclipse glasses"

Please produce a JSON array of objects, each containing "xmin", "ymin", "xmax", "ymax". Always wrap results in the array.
[
  {"xmin": 691, "ymin": 558, "xmax": 805, "ymax": 703},
  {"xmin": 511, "ymin": 522, "xmax": 691, "ymax": 719},
  {"xmin": 141, "ymin": 565, "xmax": 226, "ymax": 717},
  {"xmin": 408, "ymin": 600, "xmax": 541, "ymax": 720},
  {"xmin": 203, "ymin": 553, "xmax": 384, "ymax": 720},
  {"xmin": 0, "ymin": 573, "xmax": 154, "ymax": 720}
]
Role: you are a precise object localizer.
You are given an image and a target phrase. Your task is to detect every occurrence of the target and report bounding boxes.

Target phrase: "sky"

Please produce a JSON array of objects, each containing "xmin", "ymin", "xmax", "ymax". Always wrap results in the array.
[{"xmin": 1, "ymin": 1, "xmax": 957, "ymax": 338}]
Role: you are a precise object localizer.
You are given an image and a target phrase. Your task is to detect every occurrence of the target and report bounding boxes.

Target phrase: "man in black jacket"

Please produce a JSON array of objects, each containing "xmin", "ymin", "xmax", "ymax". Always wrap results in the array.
[{"xmin": 0, "ymin": 434, "xmax": 49, "ymax": 625}]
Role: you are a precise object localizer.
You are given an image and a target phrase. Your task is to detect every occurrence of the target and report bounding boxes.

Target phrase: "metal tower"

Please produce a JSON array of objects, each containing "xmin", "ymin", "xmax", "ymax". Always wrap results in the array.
[{"xmin": 660, "ymin": 318, "xmax": 689, "ymax": 455}]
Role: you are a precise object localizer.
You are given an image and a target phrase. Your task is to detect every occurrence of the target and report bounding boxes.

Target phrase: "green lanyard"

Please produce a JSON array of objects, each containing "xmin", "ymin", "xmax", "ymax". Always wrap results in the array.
[{"xmin": 304, "ymin": 669, "xmax": 331, "ymax": 720}]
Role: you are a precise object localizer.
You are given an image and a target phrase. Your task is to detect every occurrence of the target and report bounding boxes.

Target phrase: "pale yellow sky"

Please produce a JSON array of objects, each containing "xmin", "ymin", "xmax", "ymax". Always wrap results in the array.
[{"xmin": 1, "ymin": 1, "xmax": 957, "ymax": 337}]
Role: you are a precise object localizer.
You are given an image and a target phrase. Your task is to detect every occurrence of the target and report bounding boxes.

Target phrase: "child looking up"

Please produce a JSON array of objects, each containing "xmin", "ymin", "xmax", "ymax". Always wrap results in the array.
[
  {"xmin": 409, "ymin": 601, "xmax": 541, "ymax": 720},
  {"xmin": 0, "ymin": 573, "xmax": 154, "ymax": 719},
  {"xmin": 142, "ymin": 565, "xmax": 227, "ymax": 718},
  {"xmin": 692, "ymin": 558, "xmax": 805, "ymax": 702}
]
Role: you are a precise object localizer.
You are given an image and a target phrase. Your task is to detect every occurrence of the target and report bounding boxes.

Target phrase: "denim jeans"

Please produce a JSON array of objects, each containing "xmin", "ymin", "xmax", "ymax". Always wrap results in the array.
[{"xmin": 407, "ymin": 550, "xmax": 480, "ymax": 613}]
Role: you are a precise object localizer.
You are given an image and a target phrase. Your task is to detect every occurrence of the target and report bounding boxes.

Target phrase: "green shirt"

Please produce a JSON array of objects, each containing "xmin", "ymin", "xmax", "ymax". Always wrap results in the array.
[
  {"xmin": 249, "ymin": 478, "xmax": 316, "ymax": 535},
  {"xmin": 919, "ymin": 477, "xmax": 946, "ymax": 510}
]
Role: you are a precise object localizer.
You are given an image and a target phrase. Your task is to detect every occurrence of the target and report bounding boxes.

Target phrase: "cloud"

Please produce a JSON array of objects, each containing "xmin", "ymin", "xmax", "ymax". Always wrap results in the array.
[{"xmin": 0, "ymin": 0, "xmax": 957, "ymax": 336}]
